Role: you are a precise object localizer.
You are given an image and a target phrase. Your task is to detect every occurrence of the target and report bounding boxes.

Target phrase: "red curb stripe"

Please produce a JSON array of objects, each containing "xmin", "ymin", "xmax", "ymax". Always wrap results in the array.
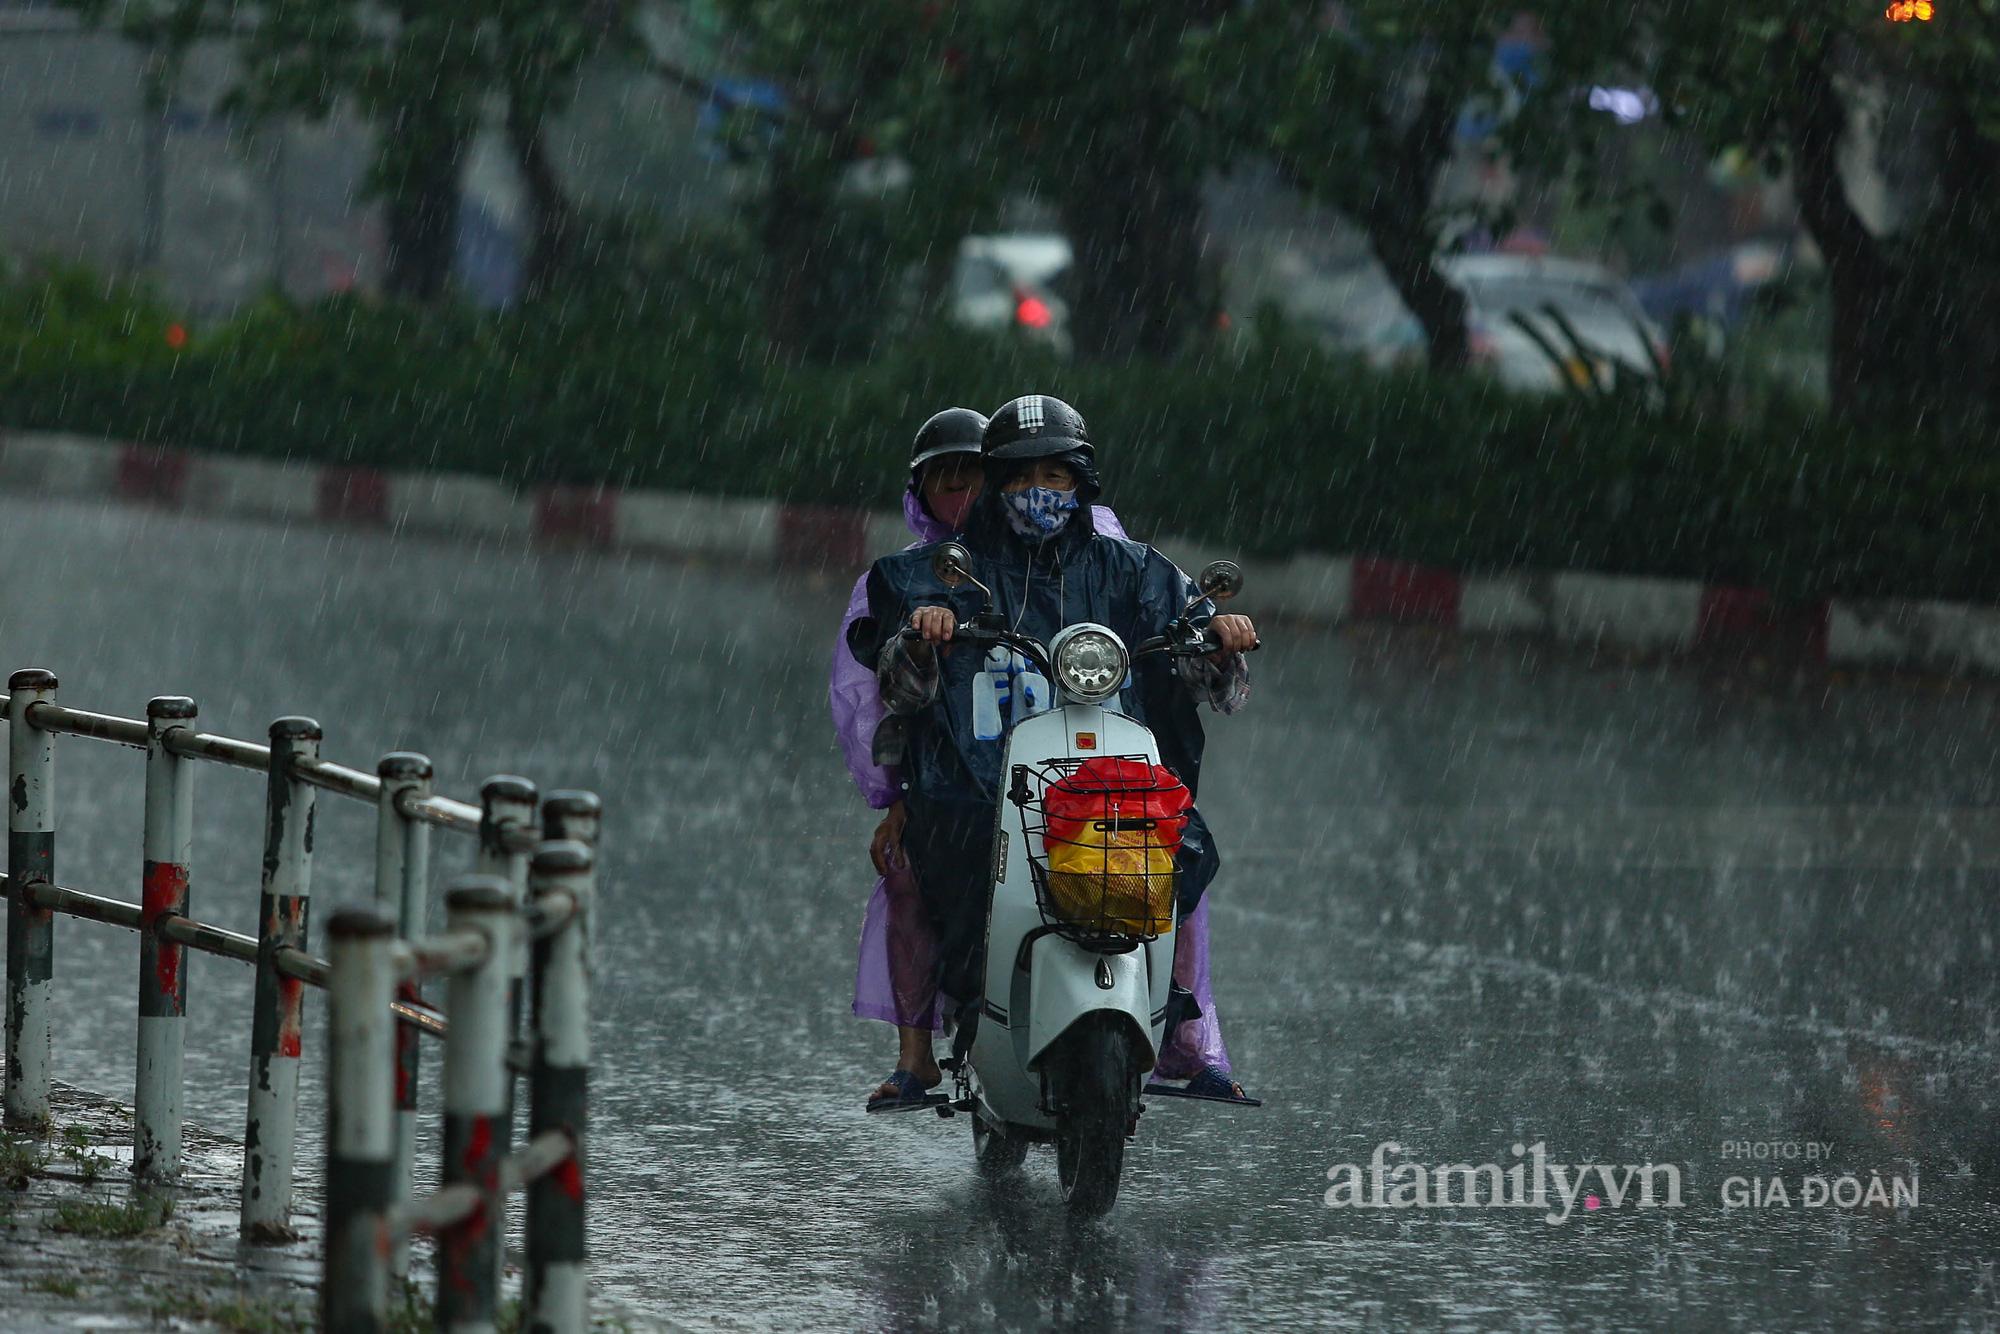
[
  {"xmin": 1350, "ymin": 556, "xmax": 1462, "ymax": 627},
  {"xmin": 536, "ymin": 486, "xmax": 618, "ymax": 547},
  {"xmin": 116, "ymin": 445, "xmax": 190, "ymax": 507},
  {"xmin": 317, "ymin": 466, "xmax": 391, "ymax": 524},
  {"xmin": 777, "ymin": 504, "xmax": 869, "ymax": 571},
  {"xmin": 1696, "ymin": 586, "xmax": 1829, "ymax": 663}
]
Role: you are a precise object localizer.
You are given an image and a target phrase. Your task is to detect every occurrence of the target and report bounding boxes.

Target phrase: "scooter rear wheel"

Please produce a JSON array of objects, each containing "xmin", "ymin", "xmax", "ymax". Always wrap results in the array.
[
  {"xmin": 1052, "ymin": 1015, "xmax": 1136, "ymax": 1217},
  {"xmin": 972, "ymin": 1110, "xmax": 1029, "ymax": 1177}
]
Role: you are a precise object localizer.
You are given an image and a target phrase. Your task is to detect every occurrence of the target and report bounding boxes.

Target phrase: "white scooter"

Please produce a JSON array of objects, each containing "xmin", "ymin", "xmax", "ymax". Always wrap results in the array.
[{"xmin": 911, "ymin": 542, "xmax": 1257, "ymax": 1216}]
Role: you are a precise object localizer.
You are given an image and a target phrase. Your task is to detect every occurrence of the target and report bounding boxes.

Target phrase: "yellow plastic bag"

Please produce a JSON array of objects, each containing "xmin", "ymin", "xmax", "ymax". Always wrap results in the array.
[{"xmin": 1044, "ymin": 828, "xmax": 1176, "ymax": 935}]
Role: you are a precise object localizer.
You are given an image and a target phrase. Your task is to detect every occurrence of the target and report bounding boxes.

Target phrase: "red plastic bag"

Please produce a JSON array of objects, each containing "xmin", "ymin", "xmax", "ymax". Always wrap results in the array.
[{"xmin": 1044, "ymin": 757, "xmax": 1191, "ymax": 852}]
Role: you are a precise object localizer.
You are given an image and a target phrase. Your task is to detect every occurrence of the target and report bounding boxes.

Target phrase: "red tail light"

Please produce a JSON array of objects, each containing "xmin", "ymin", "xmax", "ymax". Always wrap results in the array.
[{"xmin": 1014, "ymin": 288, "xmax": 1052, "ymax": 330}]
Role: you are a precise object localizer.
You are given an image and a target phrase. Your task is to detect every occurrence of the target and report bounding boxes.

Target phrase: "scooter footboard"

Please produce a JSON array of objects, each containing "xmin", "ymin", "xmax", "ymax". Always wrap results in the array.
[{"xmin": 1024, "ymin": 934, "xmax": 1158, "ymax": 1075}]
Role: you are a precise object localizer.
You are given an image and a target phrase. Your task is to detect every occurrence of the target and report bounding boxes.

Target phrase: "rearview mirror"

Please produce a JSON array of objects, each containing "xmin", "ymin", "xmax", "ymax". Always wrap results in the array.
[
  {"xmin": 931, "ymin": 542, "xmax": 975, "ymax": 589},
  {"xmin": 1197, "ymin": 560, "xmax": 1244, "ymax": 603},
  {"xmin": 929, "ymin": 541, "xmax": 995, "ymax": 608}
]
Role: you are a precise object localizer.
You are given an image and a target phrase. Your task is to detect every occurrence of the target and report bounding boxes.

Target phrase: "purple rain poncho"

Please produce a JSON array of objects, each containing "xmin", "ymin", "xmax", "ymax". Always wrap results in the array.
[{"xmin": 832, "ymin": 490, "xmax": 1231, "ymax": 1075}]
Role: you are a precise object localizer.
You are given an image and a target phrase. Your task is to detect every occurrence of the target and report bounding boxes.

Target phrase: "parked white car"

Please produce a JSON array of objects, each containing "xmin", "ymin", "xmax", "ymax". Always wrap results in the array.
[
  {"xmin": 1364, "ymin": 255, "xmax": 1668, "ymax": 392},
  {"xmin": 951, "ymin": 233, "xmax": 1073, "ymax": 356}
]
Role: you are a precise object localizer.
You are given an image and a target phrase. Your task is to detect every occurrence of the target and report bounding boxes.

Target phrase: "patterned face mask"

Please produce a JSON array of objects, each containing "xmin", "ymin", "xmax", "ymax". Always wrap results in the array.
[{"xmin": 1003, "ymin": 485, "xmax": 1080, "ymax": 540}]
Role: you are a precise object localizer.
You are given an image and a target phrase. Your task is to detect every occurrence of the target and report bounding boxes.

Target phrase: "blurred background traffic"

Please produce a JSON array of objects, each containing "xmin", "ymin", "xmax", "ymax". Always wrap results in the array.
[{"xmin": 1, "ymin": 2, "xmax": 1993, "ymax": 598}]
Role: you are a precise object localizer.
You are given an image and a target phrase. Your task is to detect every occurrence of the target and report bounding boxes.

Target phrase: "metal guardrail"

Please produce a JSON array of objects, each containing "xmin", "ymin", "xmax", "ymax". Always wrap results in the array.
[{"xmin": 0, "ymin": 670, "xmax": 597, "ymax": 1333}]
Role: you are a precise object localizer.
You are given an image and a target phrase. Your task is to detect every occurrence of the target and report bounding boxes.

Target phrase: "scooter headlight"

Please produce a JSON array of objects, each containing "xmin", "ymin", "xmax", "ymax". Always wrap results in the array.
[{"xmin": 1053, "ymin": 628, "xmax": 1128, "ymax": 704}]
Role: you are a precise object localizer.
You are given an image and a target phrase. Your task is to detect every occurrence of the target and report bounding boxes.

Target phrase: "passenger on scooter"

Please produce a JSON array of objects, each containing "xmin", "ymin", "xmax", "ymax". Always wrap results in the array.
[
  {"xmin": 831, "ymin": 408, "xmax": 1123, "ymax": 1105},
  {"xmin": 848, "ymin": 395, "xmax": 1256, "ymax": 1107}
]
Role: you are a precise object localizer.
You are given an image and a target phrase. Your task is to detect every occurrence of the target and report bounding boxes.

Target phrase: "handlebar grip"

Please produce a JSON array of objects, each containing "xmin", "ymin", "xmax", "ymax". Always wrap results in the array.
[
  {"xmin": 898, "ymin": 620, "xmax": 1005, "ymax": 648},
  {"xmin": 1185, "ymin": 638, "xmax": 1260, "ymax": 657}
]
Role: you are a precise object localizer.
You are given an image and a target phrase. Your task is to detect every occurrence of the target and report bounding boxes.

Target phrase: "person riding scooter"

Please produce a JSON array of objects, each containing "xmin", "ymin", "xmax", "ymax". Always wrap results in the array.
[
  {"xmin": 833, "ymin": 409, "xmax": 1172, "ymax": 1112},
  {"xmin": 849, "ymin": 395, "xmax": 1257, "ymax": 1104}
]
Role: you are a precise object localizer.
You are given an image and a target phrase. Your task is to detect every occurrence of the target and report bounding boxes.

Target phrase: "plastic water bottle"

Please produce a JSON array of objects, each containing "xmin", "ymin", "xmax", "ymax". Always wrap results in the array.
[
  {"xmin": 972, "ymin": 647, "xmax": 1011, "ymax": 739},
  {"xmin": 1016, "ymin": 671, "xmax": 1053, "ymax": 719}
]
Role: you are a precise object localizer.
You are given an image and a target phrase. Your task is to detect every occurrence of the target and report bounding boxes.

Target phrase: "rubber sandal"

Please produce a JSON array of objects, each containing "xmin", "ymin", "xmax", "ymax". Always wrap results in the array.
[
  {"xmin": 1143, "ymin": 1065, "xmax": 1263, "ymax": 1107},
  {"xmin": 866, "ymin": 1069, "xmax": 948, "ymax": 1114}
]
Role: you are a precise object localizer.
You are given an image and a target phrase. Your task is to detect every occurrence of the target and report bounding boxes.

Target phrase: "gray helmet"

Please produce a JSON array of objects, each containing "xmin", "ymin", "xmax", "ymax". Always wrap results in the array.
[{"xmin": 909, "ymin": 408, "xmax": 989, "ymax": 484}]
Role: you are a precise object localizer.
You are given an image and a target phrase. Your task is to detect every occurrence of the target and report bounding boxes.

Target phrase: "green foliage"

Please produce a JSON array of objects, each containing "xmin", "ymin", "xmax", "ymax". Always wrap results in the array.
[
  {"xmin": 1207, "ymin": 4, "xmax": 1643, "ymax": 367},
  {"xmin": 777, "ymin": 327, "xmax": 1999, "ymax": 604},
  {"xmin": 0, "ymin": 1133, "xmax": 43, "ymax": 1189},
  {"xmin": 56, "ymin": 1125, "xmax": 108, "ymax": 1185},
  {"xmin": 147, "ymin": 1286, "xmax": 302, "ymax": 1333},
  {"xmin": 1, "ymin": 267, "xmax": 1991, "ymax": 603},
  {"xmin": 958, "ymin": 0, "xmax": 1244, "ymax": 360},
  {"xmin": 0, "ymin": 264, "xmax": 188, "ymax": 373},
  {"xmin": 50, "ymin": 1194, "xmax": 173, "ymax": 1239},
  {"xmin": 1645, "ymin": 0, "xmax": 1857, "ymax": 152},
  {"xmin": 1639, "ymin": 0, "xmax": 2000, "ymax": 426},
  {"xmin": 709, "ymin": 0, "xmax": 998, "ymax": 359},
  {"xmin": 716, "ymin": 0, "xmax": 1252, "ymax": 361},
  {"xmin": 59, "ymin": 0, "xmax": 638, "ymax": 300}
]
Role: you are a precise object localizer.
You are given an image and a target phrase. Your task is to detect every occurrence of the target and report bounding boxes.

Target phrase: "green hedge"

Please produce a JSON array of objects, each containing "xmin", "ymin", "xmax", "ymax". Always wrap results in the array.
[{"xmin": 2, "ymin": 266, "xmax": 1994, "ymax": 604}]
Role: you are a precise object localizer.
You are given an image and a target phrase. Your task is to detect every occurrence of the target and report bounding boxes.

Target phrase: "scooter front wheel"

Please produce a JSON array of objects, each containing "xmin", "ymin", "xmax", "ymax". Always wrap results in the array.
[
  {"xmin": 1051, "ymin": 1015, "xmax": 1137, "ymax": 1217},
  {"xmin": 972, "ymin": 1109, "xmax": 1029, "ymax": 1177}
]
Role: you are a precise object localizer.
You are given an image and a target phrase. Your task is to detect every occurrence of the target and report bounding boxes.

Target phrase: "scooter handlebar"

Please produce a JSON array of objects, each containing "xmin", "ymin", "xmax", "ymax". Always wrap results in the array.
[
  {"xmin": 901, "ymin": 621, "xmax": 1256, "ymax": 668},
  {"xmin": 1133, "ymin": 629, "xmax": 1262, "ymax": 659},
  {"xmin": 896, "ymin": 622, "xmax": 1056, "ymax": 676}
]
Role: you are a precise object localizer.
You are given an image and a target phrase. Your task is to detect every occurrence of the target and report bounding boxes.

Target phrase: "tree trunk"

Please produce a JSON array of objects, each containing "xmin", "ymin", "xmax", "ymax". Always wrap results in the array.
[
  {"xmin": 380, "ymin": 121, "xmax": 464, "ymax": 303},
  {"xmin": 1789, "ymin": 51, "xmax": 1897, "ymax": 419},
  {"xmin": 1059, "ymin": 117, "xmax": 1209, "ymax": 364},
  {"xmin": 137, "ymin": 46, "xmax": 169, "ymax": 274},
  {"xmin": 1359, "ymin": 84, "xmax": 1470, "ymax": 372},
  {"xmin": 506, "ymin": 96, "xmax": 574, "ymax": 304},
  {"xmin": 1371, "ymin": 224, "xmax": 1470, "ymax": 372},
  {"xmin": 1933, "ymin": 91, "xmax": 2000, "ymax": 423},
  {"xmin": 757, "ymin": 147, "xmax": 832, "ymax": 360}
]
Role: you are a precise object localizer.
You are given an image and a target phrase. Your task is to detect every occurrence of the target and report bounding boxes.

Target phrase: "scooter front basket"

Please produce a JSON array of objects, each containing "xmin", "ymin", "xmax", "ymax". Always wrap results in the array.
[{"xmin": 1011, "ymin": 755, "xmax": 1189, "ymax": 949}]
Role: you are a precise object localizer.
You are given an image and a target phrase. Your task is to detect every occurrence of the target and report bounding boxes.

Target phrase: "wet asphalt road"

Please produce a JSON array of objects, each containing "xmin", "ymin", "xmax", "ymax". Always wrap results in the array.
[{"xmin": 1, "ymin": 494, "xmax": 1996, "ymax": 1331}]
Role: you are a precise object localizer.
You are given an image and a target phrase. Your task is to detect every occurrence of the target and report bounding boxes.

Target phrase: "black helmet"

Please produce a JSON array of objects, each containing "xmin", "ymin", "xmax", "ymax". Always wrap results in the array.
[
  {"xmin": 909, "ymin": 408, "xmax": 988, "ymax": 482},
  {"xmin": 982, "ymin": 394, "xmax": 1093, "ymax": 463}
]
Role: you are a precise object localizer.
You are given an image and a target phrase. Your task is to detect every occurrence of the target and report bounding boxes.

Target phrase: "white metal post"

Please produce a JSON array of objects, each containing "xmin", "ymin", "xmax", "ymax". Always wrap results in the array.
[
  {"xmin": 541, "ymin": 791, "xmax": 600, "ymax": 849},
  {"xmin": 477, "ymin": 776, "xmax": 536, "ymax": 1154},
  {"xmin": 324, "ymin": 906, "xmax": 398, "ymax": 1333},
  {"xmin": 135, "ymin": 695, "xmax": 197, "ymax": 1180},
  {"xmin": 375, "ymin": 750, "xmax": 431, "ymax": 1280},
  {"xmin": 437, "ymin": 877, "xmax": 514, "ymax": 1334},
  {"xmin": 527, "ymin": 839, "xmax": 593, "ymax": 1334},
  {"xmin": 5, "ymin": 669, "xmax": 58, "ymax": 1133},
  {"xmin": 242, "ymin": 715, "xmax": 320, "ymax": 1239}
]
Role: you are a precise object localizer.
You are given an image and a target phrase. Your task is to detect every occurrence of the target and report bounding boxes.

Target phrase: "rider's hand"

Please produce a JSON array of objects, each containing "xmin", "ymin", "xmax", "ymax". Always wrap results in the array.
[
  {"xmin": 1208, "ymin": 613, "xmax": 1258, "ymax": 658},
  {"xmin": 870, "ymin": 800, "xmax": 907, "ymax": 875},
  {"xmin": 910, "ymin": 606, "xmax": 957, "ymax": 646}
]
